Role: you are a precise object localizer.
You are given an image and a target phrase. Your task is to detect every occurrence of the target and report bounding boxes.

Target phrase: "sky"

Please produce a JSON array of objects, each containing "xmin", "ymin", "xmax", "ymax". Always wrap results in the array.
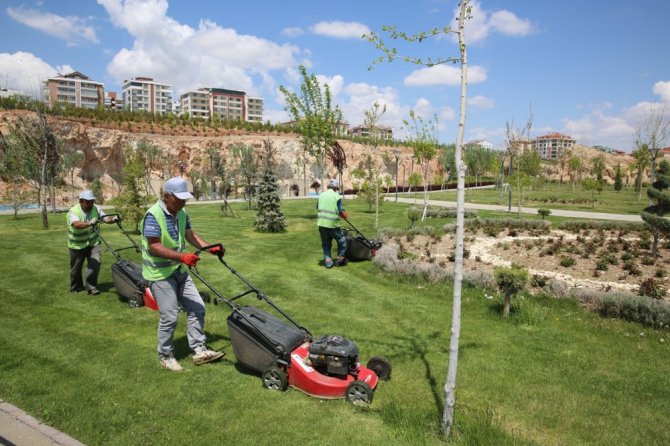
[{"xmin": 0, "ymin": 0, "xmax": 669, "ymax": 152}]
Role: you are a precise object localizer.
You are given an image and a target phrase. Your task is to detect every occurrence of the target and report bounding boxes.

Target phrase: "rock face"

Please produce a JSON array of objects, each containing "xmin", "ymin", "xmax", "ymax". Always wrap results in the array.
[{"xmin": 0, "ymin": 109, "xmax": 639, "ymax": 206}]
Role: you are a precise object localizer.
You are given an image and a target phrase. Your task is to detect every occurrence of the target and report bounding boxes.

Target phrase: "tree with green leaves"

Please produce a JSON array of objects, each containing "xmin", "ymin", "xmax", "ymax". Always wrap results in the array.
[
  {"xmin": 254, "ymin": 140, "xmax": 287, "ymax": 233},
  {"xmin": 642, "ymin": 159, "xmax": 670, "ymax": 257},
  {"xmin": 635, "ymin": 104, "xmax": 668, "ymax": 191},
  {"xmin": 582, "ymin": 177, "xmax": 599, "ymax": 208},
  {"xmin": 568, "ymin": 155, "xmax": 582, "ymax": 192},
  {"xmin": 110, "ymin": 146, "xmax": 154, "ymax": 233},
  {"xmin": 0, "ymin": 130, "xmax": 31, "ymax": 218},
  {"xmin": 364, "ymin": 101, "xmax": 388, "ymax": 228},
  {"xmin": 232, "ymin": 144, "xmax": 258, "ymax": 209},
  {"xmin": 404, "ymin": 110, "xmax": 438, "ymax": 221},
  {"xmin": 136, "ymin": 140, "xmax": 160, "ymax": 196},
  {"xmin": 365, "ymin": 0, "xmax": 471, "ymax": 435},
  {"xmin": 279, "ymin": 65, "xmax": 343, "ymax": 193},
  {"xmin": 438, "ymin": 143, "xmax": 456, "ymax": 190},
  {"xmin": 591, "ymin": 154, "xmax": 606, "ymax": 193},
  {"xmin": 632, "ymin": 145, "xmax": 651, "ymax": 200},
  {"xmin": 494, "ymin": 264, "xmax": 529, "ymax": 317},
  {"xmin": 614, "ymin": 163, "xmax": 623, "ymax": 193},
  {"xmin": 61, "ymin": 150, "xmax": 84, "ymax": 204}
]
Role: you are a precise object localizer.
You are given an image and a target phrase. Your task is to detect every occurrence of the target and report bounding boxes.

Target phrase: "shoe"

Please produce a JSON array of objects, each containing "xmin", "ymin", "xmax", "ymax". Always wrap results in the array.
[
  {"xmin": 160, "ymin": 355, "xmax": 183, "ymax": 372},
  {"xmin": 88, "ymin": 288, "xmax": 101, "ymax": 295},
  {"xmin": 193, "ymin": 346, "xmax": 225, "ymax": 365},
  {"xmin": 324, "ymin": 258, "xmax": 334, "ymax": 269},
  {"xmin": 335, "ymin": 257, "xmax": 348, "ymax": 267},
  {"xmin": 69, "ymin": 287, "xmax": 85, "ymax": 294}
]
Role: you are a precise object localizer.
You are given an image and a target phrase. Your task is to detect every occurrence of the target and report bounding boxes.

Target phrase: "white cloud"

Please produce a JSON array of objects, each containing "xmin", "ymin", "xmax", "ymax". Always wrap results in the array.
[
  {"xmin": 281, "ymin": 27, "xmax": 304, "ymax": 38},
  {"xmin": 6, "ymin": 6, "xmax": 99, "ymax": 45},
  {"xmin": 0, "ymin": 52, "xmax": 62, "ymax": 98},
  {"xmin": 440, "ymin": 107, "xmax": 456, "ymax": 121},
  {"xmin": 450, "ymin": 1, "xmax": 534, "ymax": 44},
  {"xmin": 403, "ymin": 64, "xmax": 487, "ymax": 87},
  {"xmin": 97, "ymin": 0, "xmax": 303, "ymax": 97},
  {"xmin": 310, "ymin": 21, "xmax": 370, "ymax": 39},
  {"xmin": 653, "ymin": 81, "xmax": 670, "ymax": 103},
  {"xmin": 469, "ymin": 95, "xmax": 495, "ymax": 109},
  {"xmin": 562, "ymin": 104, "xmax": 636, "ymax": 150}
]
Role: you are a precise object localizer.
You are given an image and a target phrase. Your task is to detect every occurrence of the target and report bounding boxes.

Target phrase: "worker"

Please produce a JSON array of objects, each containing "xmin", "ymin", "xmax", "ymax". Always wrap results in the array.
[
  {"xmin": 67, "ymin": 190, "xmax": 118, "ymax": 295},
  {"xmin": 317, "ymin": 178, "xmax": 348, "ymax": 268},
  {"xmin": 141, "ymin": 176, "xmax": 225, "ymax": 372}
]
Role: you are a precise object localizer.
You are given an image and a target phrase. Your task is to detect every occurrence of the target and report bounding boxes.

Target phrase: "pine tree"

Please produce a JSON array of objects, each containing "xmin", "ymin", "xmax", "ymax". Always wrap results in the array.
[
  {"xmin": 614, "ymin": 163, "xmax": 623, "ymax": 193},
  {"xmin": 642, "ymin": 159, "xmax": 670, "ymax": 257},
  {"xmin": 254, "ymin": 140, "xmax": 287, "ymax": 233}
]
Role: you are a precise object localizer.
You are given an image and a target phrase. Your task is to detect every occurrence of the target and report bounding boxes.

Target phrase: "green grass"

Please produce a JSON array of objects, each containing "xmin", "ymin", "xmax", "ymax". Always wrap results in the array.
[
  {"xmin": 419, "ymin": 182, "xmax": 649, "ymax": 215},
  {"xmin": 1, "ymin": 199, "xmax": 669, "ymax": 445}
]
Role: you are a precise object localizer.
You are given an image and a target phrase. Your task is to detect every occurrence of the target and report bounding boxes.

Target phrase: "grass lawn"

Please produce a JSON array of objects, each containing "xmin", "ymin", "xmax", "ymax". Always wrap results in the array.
[
  {"xmin": 0, "ymin": 198, "xmax": 668, "ymax": 445},
  {"xmin": 418, "ymin": 182, "xmax": 649, "ymax": 215}
]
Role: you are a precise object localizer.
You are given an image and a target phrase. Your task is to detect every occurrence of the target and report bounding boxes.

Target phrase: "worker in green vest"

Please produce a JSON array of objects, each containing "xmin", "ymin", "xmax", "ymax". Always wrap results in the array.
[
  {"xmin": 141, "ymin": 176, "xmax": 224, "ymax": 372},
  {"xmin": 317, "ymin": 179, "xmax": 348, "ymax": 269},
  {"xmin": 67, "ymin": 190, "xmax": 118, "ymax": 295}
]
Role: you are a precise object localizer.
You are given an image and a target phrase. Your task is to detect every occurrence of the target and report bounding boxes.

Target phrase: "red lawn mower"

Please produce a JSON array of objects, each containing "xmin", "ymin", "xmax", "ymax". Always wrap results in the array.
[{"xmin": 189, "ymin": 244, "xmax": 392, "ymax": 405}]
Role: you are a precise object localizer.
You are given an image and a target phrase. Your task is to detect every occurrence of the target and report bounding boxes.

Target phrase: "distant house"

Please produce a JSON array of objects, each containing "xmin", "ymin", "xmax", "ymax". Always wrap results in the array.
[
  {"xmin": 104, "ymin": 91, "xmax": 123, "ymax": 110},
  {"xmin": 464, "ymin": 139, "xmax": 493, "ymax": 150},
  {"xmin": 348, "ymin": 124, "xmax": 393, "ymax": 141},
  {"xmin": 533, "ymin": 132, "xmax": 575, "ymax": 159},
  {"xmin": 42, "ymin": 71, "xmax": 104, "ymax": 110},
  {"xmin": 660, "ymin": 147, "xmax": 670, "ymax": 159},
  {"xmin": 0, "ymin": 87, "xmax": 30, "ymax": 102}
]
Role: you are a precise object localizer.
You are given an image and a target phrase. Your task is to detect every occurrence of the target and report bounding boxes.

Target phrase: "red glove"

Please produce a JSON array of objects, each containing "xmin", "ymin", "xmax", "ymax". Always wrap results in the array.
[
  {"xmin": 180, "ymin": 253, "xmax": 200, "ymax": 267},
  {"xmin": 209, "ymin": 245, "xmax": 225, "ymax": 256},
  {"xmin": 339, "ymin": 210, "xmax": 348, "ymax": 219}
]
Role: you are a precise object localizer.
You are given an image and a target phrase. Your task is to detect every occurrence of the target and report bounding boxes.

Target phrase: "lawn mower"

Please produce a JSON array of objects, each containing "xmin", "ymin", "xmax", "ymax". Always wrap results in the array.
[
  {"xmin": 189, "ymin": 244, "xmax": 392, "ymax": 405},
  {"xmin": 342, "ymin": 217, "xmax": 383, "ymax": 262},
  {"xmin": 92, "ymin": 214, "xmax": 159, "ymax": 310}
]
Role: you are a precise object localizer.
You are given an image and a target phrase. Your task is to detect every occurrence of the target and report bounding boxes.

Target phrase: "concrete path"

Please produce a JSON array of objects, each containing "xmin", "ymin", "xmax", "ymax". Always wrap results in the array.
[
  {"xmin": 0, "ymin": 400, "xmax": 85, "ymax": 446},
  {"xmin": 388, "ymin": 196, "xmax": 642, "ymax": 222}
]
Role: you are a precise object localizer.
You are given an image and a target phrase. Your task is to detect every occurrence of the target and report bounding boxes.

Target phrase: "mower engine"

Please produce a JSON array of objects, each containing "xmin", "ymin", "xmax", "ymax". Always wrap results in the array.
[{"xmin": 308, "ymin": 335, "xmax": 359, "ymax": 377}]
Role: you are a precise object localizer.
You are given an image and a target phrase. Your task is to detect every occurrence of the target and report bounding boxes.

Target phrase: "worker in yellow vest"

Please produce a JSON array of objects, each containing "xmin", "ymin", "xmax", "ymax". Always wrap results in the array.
[
  {"xmin": 317, "ymin": 179, "xmax": 348, "ymax": 269},
  {"xmin": 141, "ymin": 177, "xmax": 224, "ymax": 372},
  {"xmin": 67, "ymin": 190, "xmax": 118, "ymax": 295}
]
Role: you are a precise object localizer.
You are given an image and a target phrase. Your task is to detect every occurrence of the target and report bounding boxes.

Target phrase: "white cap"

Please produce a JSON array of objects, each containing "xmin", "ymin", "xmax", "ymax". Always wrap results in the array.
[
  {"xmin": 79, "ymin": 190, "xmax": 96, "ymax": 201},
  {"xmin": 328, "ymin": 179, "xmax": 339, "ymax": 189},
  {"xmin": 163, "ymin": 177, "xmax": 193, "ymax": 200}
]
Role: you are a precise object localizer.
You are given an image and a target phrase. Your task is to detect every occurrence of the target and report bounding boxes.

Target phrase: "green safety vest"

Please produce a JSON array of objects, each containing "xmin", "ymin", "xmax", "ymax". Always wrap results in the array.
[
  {"xmin": 66, "ymin": 204, "xmax": 101, "ymax": 250},
  {"xmin": 141, "ymin": 201, "xmax": 187, "ymax": 281},
  {"xmin": 317, "ymin": 189, "xmax": 341, "ymax": 228}
]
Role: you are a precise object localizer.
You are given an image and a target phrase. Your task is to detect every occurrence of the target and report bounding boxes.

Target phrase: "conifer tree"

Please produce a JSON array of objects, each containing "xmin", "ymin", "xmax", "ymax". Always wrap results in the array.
[
  {"xmin": 642, "ymin": 159, "xmax": 670, "ymax": 256},
  {"xmin": 254, "ymin": 140, "xmax": 287, "ymax": 233},
  {"xmin": 614, "ymin": 163, "xmax": 623, "ymax": 193}
]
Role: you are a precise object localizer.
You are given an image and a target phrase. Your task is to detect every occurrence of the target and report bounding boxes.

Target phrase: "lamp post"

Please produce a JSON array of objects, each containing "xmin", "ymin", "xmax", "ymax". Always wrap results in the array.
[{"xmin": 392, "ymin": 148, "xmax": 401, "ymax": 202}]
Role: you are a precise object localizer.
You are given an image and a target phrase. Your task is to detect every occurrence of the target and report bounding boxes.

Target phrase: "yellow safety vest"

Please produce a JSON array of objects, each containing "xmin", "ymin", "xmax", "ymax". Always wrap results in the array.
[
  {"xmin": 317, "ymin": 189, "xmax": 341, "ymax": 228},
  {"xmin": 141, "ymin": 201, "xmax": 187, "ymax": 281},
  {"xmin": 66, "ymin": 204, "xmax": 101, "ymax": 249}
]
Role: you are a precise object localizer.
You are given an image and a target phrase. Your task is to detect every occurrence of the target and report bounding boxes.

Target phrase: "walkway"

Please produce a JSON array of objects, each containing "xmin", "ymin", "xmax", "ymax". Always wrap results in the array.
[{"xmin": 0, "ymin": 400, "xmax": 85, "ymax": 446}]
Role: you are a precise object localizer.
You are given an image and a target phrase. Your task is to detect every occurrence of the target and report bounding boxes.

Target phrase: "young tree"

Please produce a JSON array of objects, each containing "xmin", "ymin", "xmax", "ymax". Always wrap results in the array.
[
  {"xmin": 614, "ymin": 163, "xmax": 623, "ymax": 193},
  {"xmin": 365, "ymin": 0, "xmax": 471, "ymax": 435},
  {"xmin": 136, "ymin": 140, "xmax": 160, "ymax": 195},
  {"xmin": 327, "ymin": 141, "xmax": 347, "ymax": 196},
  {"xmin": 642, "ymin": 159, "xmax": 670, "ymax": 257},
  {"xmin": 635, "ymin": 104, "xmax": 668, "ymax": 189},
  {"xmin": 404, "ymin": 110, "xmax": 438, "ymax": 221},
  {"xmin": 494, "ymin": 265, "xmax": 529, "ymax": 318},
  {"xmin": 61, "ymin": 149, "xmax": 84, "ymax": 203},
  {"xmin": 591, "ymin": 154, "xmax": 606, "ymax": 193},
  {"xmin": 110, "ymin": 146, "xmax": 154, "ymax": 233},
  {"xmin": 255, "ymin": 140, "xmax": 287, "ymax": 233},
  {"xmin": 632, "ymin": 145, "xmax": 651, "ymax": 200},
  {"xmin": 0, "ymin": 131, "xmax": 31, "ymax": 218},
  {"xmin": 279, "ymin": 65, "xmax": 343, "ymax": 192},
  {"xmin": 232, "ymin": 144, "xmax": 258, "ymax": 209},
  {"xmin": 363, "ymin": 101, "xmax": 388, "ymax": 228}
]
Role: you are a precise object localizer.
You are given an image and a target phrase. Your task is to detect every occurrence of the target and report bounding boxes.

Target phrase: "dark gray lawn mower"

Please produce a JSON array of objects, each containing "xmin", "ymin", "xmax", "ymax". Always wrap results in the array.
[
  {"xmin": 342, "ymin": 217, "xmax": 383, "ymax": 262},
  {"xmin": 189, "ymin": 244, "xmax": 392, "ymax": 405}
]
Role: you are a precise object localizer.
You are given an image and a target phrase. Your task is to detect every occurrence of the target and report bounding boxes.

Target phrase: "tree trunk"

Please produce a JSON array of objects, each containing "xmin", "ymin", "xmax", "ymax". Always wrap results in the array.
[
  {"xmin": 503, "ymin": 295, "xmax": 510, "ymax": 317},
  {"xmin": 443, "ymin": 1, "xmax": 468, "ymax": 437}
]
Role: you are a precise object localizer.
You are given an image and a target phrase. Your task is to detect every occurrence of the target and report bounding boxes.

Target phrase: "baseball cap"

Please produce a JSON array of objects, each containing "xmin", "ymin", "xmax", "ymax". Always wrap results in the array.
[
  {"xmin": 79, "ymin": 190, "xmax": 96, "ymax": 201},
  {"xmin": 328, "ymin": 179, "xmax": 339, "ymax": 189},
  {"xmin": 164, "ymin": 177, "xmax": 194, "ymax": 200}
]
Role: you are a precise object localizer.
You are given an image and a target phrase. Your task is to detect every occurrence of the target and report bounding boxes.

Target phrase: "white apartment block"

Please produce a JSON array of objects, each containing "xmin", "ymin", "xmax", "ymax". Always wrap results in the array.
[
  {"xmin": 122, "ymin": 77, "xmax": 173, "ymax": 115},
  {"xmin": 246, "ymin": 96, "xmax": 264, "ymax": 122},
  {"xmin": 210, "ymin": 88, "xmax": 245, "ymax": 121},
  {"xmin": 179, "ymin": 89, "xmax": 210, "ymax": 119},
  {"xmin": 534, "ymin": 132, "xmax": 575, "ymax": 159},
  {"xmin": 349, "ymin": 125, "xmax": 393, "ymax": 141},
  {"xmin": 42, "ymin": 71, "xmax": 104, "ymax": 109}
]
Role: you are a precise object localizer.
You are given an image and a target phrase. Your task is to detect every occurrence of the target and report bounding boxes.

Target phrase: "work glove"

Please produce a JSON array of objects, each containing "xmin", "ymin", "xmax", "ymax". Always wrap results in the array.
[
  {"xmin": 339, "ymin": 210, "xmax": 348, "ymax": 219},
  {"xmin": 88, "ymin": 218, "xmax": 98, "ymax": 226},
  {"xmin": 180, "ymin": 253, "xmax": 200, "ymax": 267},
  {"xmin": 209, "ymin": 245, "xmax": 225, "ymax": 256}
]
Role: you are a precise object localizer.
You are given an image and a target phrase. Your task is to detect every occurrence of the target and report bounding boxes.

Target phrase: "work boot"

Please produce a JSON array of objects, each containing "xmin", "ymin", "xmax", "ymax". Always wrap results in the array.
[{"xmin": 193, "ymin": 346, "xmax": 225, "ymax": 365}]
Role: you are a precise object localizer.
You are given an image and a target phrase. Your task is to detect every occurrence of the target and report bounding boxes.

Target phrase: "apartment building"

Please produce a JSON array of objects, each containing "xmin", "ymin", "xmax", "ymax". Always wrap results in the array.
[
  {"xmin": 42, "ymin": 71, "xmax": 104, "ymax": 109},
  {"xmin": 246, "ymin": 96, "xmax": 264, "ymax": 122},
  {"xmin": 210, "ymin": 88, "xmax": 245, "ymax": 121},
  {"xmin": 121, "ymin": 77, "xmax": 173, "ymax": 115},
  {"xmin": 104, "ymin": 91, "xmax": 124, "ymax": 110},
  {"xmin": 348, "ymin": 124, "xmax": 393, "ymax": 141},
  {"xmin": 534, "ymin": 132, "xmax": 575, "ymax": 159},
  {"xmin": 179, "ymin": 89, "xmax": 210, "ymax": 119}
]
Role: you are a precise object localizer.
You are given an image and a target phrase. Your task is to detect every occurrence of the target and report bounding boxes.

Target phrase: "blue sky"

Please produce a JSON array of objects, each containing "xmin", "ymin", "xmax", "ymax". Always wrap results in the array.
[{"xmin": 1, "ymin": 0, "xmax": 668, "ymax": 151}]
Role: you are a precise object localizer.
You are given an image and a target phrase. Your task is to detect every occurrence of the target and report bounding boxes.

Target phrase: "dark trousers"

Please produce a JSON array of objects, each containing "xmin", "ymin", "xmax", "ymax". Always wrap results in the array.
[
  {"xmin": 318, "ymin": 226, "xmax": 347, "ymax": 259},
  {"xmin": 69, "ymin": 245, "xmax": 101, "ymax": 292}
]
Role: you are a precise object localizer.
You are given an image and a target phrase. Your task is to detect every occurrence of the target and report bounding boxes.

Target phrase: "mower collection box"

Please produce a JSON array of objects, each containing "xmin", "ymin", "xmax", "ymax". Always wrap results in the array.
[
  {"xmin": 111, "ymin": 259, "xmax": 148, "ymax": 308},
  {"xmin": 344, "ymin": 235, "xmax": 382, "ymax": 261},
  {"xmin": 227, "ymin": 305, "xmax": 308, "ymax": 373}
]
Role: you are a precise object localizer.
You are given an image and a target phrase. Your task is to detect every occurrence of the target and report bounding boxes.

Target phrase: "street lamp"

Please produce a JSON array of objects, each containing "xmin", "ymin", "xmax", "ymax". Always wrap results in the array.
[{"xmin": 392, "ymin": 148, "xmax": 401, "ymax": 202}]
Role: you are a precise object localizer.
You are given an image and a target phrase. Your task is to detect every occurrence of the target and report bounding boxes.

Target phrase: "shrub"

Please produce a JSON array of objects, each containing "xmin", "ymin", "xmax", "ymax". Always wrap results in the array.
[
  {"xmin": 641, "ymin": 256, "xmax": 656, "ymax": 266},
  {"xmin": 530, "ymin": 274, "xmax": 548, "ymax": 288},
  {"xmin": 656, "ymin": 267, "xmax": 667, "ymax": 278},
  {"xmin": 638, "ymin": 278, "xmax": 667, "ymax": 300},
  {"xmin": 559, "ymin": 256, "xmax": 576, "ymax": 267},
  {"xmin": 537, "ymin": 208, "xmax": 552, "ymax": 220},
  {"xmin": 597, "ymin": 294, "xmax": 670, "ymax": 328},
  {"xmin": 494, "ymin": 264, "xmax": 529, "ymax": 318},
  {"xmin": 595, "ymin": 259, "xmax": 609, "ymax": 271}
]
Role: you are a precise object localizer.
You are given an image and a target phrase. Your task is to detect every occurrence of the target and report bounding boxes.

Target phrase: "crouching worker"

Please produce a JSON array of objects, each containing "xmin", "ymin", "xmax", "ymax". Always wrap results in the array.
[
  {"xmin": 142, "ymin": 176, "xmax": 225, "ymax": 372},
  {"xmin": 67, "ymin": 190, "xmax": 119, "ymax": 295},
  {"xmin": 317, "ymin": 179, "xmax": 348, "ymax": 268}
]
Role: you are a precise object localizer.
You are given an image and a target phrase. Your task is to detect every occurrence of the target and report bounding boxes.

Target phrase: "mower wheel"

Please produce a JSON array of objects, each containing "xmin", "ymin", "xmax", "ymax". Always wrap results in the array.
[
  {"xmin": 262, "ymin": 367, "xmax": 288, "ymax": 391},
  {"xmin": 367, "ymin": 356, "xmax": 392, "ymax": 381},
  {"xmin": 345, "ymin": 380, "xmax": 373, "ymax": 406},
  {"xmin": 128, "ymin": 292, "xmax": 144, "ymax": 309},
  {"xmin": 199, "ymin": 291, "xmax": 211, "ymax": 304}
]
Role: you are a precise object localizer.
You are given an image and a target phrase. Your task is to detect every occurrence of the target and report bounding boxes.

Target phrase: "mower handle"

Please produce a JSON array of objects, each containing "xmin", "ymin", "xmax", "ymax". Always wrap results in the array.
[{"xmin": 195, "ymin": 243, "xmax": 225, "ymax": 258}]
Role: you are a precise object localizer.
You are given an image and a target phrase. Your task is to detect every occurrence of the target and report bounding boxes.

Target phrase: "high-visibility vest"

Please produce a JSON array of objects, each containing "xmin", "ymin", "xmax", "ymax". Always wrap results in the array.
[
  {"xmin": 141, "ymin": 201, "xmax": 187, "ymax": 281},
  {"xmin": 317, "ymin": 189, "xmax": 341, "ymax": 228},
  {"xmin": 66, "ymin": 204, "xmax": 101, "ymax": 250}
]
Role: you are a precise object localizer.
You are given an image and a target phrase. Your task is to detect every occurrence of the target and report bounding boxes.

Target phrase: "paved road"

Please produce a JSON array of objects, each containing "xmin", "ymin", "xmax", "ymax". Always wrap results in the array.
[{"xmin": 388, "ymin": 196, "xmax": 642, "ymax": 222}]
